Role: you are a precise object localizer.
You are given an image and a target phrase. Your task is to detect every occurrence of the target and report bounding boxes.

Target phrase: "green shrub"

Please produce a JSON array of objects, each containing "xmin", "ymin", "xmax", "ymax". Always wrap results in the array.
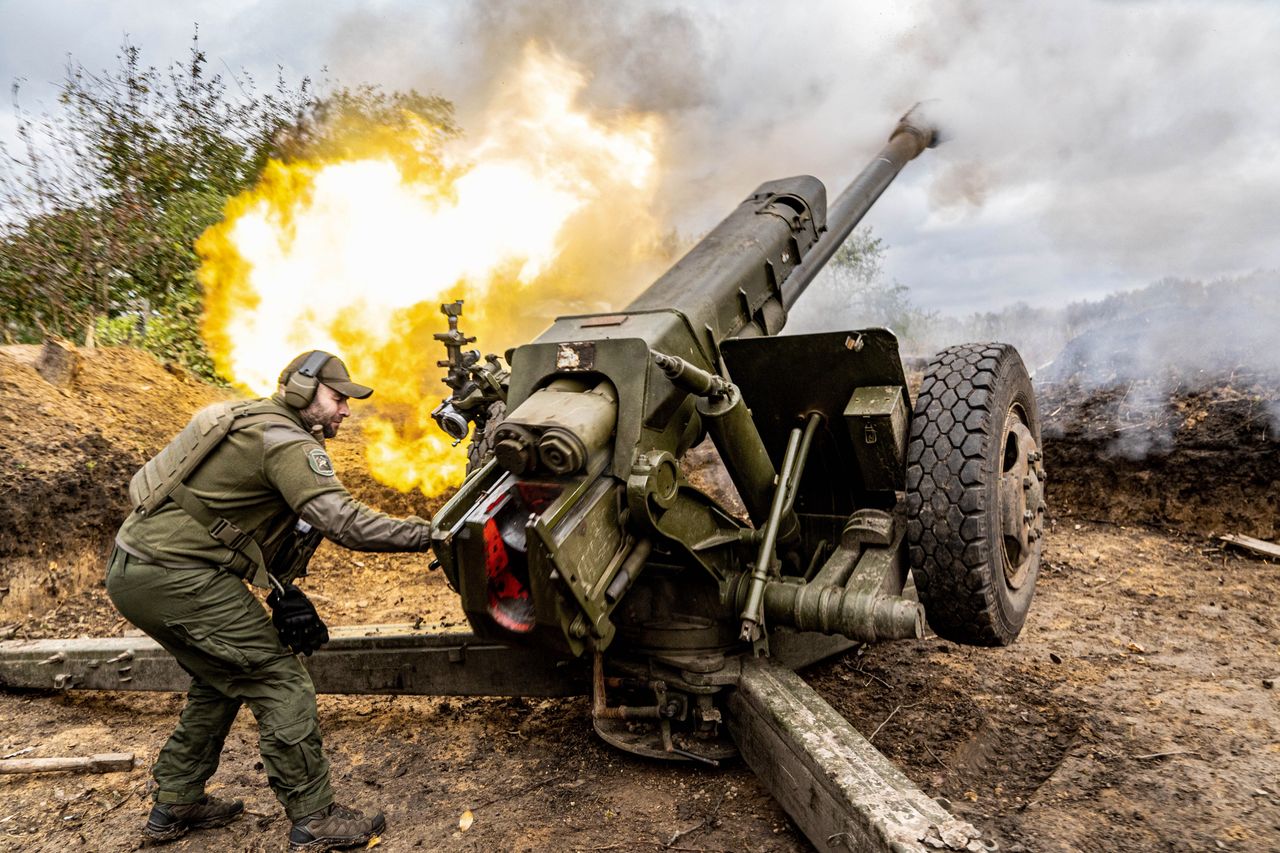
[{"xmin": 1, "ymin": 33, "xmax": 456, "ymax": 382}]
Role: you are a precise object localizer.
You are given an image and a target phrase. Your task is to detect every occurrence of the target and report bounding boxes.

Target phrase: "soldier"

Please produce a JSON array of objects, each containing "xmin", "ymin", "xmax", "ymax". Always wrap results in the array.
[{"xmin": 108, "ymin": 350, "xmax": 430, "ymax": 851}]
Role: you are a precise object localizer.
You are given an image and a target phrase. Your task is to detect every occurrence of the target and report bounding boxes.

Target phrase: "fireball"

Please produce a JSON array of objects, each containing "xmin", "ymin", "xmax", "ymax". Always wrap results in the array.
[{"xmin": 198, "ymin": 43, "xmax": 667, "ymax": 495}]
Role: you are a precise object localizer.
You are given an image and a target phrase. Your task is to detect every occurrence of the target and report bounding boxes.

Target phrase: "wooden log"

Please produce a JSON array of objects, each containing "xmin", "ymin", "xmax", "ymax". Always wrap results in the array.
[
  {"xmin": 727, "ymin": 657, "xmax": 986, "ymax": 852},
  {"xmin": 1218, "ymin": 533, "xmax": 1280, "ymax": 560},
  {"xmin": 0, "ymin": 753, "xmax": 134, "ymax": 775}
]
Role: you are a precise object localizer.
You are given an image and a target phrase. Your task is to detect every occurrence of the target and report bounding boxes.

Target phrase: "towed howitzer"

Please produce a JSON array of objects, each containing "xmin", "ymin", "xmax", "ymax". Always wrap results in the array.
[
  {"xmin": 425, "ymin": 104, "xmax": 1045, "ymax": 847},
  {"xmin": 433, "ymin": 109, "xmax": 945, "ymax": 659},
  {"xmin": 1, "ymin": 106, "xmax": 1045, "ymax": 852}
]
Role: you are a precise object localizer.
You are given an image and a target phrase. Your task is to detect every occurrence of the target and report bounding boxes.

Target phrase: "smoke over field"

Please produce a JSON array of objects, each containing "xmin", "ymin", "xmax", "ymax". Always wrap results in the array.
[
  {"xmin": 312, "ymin": 0, "xmax": 1280, "ymax": 314},
  {"xmin": 2, "ymin": 1, "xmax": 1275, "ymax": 315}
]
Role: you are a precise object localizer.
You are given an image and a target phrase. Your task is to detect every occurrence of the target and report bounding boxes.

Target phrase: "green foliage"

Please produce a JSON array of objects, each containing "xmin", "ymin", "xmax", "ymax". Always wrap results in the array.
[
  {"xmin": 0, "ymin": 33, "xmax": 313, "ymax": 372},
  {"xmin": 94, "ymin": 285, "xmax": 215, "ymax": 378},
  {"xmin": 830, "ymin": 228, "xmax": 885, "ymax": 284},
  {"xmin": 0, "ymin": 32, "xmax": 458, "ymax": 381},
  {"xmin": 279, "ymin": 84, "xmax": 458, "ymax": 165},
  {"xmin": 92, "ymin": 313, "xmax": 143, "ymax": 345}
]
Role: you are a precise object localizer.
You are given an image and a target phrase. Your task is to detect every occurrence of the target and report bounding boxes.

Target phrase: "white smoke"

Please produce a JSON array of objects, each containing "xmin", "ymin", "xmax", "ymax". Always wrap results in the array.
[
  {"xmin": 3, "ymin": 1, "xmax": 1276, "ymax": 313},
  {"xmin": 308, "ymin": 0, "xmax": 1280, "ymax": 316}
]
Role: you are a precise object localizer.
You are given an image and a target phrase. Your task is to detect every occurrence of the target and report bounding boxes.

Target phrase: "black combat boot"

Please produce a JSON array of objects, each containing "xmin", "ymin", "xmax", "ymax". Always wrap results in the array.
[
  {"xmin": 144, "ymin": 794, "xmax": 244, "ymax": 842},
  {"xmin": 288, "ymin": 802, "xmax": 386, "ymax": 851}
]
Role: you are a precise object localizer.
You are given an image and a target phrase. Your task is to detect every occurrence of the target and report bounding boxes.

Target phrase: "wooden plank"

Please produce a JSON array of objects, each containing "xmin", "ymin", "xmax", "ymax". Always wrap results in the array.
[
  {"xmin": 727, "ymin": 656, "xmax": 986, "ymax": 852},
  {"xmin": 1218, "ymin": 533, "xmax": 1280, "ymax": 560},
  {"xmin": 0, "ymin": 753, "xmax": 134, "ymax": 775},
  {"xmin": 0, "ymin": 627, "xmax": 586, "ymax": 697}
]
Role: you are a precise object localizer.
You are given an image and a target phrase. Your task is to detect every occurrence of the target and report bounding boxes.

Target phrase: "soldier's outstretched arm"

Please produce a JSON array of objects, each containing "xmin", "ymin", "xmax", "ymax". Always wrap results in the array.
[
  {"xmin": 297, "ymin": 491, "xmax": 431, "ymax": 552},
  {"xmin": 262, "ymin": 426, "xmax": 431, "ymax": 552}
]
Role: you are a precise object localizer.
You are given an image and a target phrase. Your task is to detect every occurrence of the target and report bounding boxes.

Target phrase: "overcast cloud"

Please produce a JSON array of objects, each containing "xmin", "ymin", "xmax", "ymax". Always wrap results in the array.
[{"xmin": 1, "ymin": 0, "xmax": 1276, "ymax": 315}]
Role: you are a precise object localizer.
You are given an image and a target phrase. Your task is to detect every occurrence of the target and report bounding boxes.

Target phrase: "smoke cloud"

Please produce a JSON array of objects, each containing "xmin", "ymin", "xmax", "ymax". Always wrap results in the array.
[
  {"xmin": 305, "ymin": 0, "xmax": 1280, "ymax": 316},
  {"xmin": 3, "ymin": 1, "xmax": 1276, "ymax": 313}
]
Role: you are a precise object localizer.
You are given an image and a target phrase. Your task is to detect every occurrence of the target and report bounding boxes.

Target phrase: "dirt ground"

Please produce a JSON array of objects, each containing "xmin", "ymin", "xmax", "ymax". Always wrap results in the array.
[{"xmin": 1, "ymin": 345, "xmax": 1278, "ymax": 852}]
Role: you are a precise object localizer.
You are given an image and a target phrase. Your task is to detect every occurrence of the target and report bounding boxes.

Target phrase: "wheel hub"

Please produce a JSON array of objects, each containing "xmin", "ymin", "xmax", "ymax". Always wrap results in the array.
[{"xmin": 997, "ymin": 412, "xmax": 1045, "ymax": 589}]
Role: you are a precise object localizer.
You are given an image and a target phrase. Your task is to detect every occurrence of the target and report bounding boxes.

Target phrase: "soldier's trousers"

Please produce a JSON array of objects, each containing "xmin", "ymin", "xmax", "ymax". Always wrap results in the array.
[{"xmin": 106, "ymin": 548, "xmax": 334, "ymax": 820}]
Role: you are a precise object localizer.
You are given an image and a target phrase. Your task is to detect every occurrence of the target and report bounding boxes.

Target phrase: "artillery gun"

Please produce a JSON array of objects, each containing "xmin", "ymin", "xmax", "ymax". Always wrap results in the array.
[{"xmin": 0, "ymin": 107, "xmax": 1045, "ymax": 852}]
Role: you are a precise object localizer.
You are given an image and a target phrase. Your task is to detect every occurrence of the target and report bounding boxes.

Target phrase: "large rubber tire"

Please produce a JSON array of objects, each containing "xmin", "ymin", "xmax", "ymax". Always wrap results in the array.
[
  {"xmin": 905, "ymin": 343, "xmax": 1046, "ymax": 646},
  {"xmin": 466, "ymin": 401, "xmax": 506, "ymax": 474}
]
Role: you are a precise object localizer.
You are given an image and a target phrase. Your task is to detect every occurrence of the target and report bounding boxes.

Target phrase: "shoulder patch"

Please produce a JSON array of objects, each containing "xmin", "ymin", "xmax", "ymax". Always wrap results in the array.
[{"xmin": 306, "ymin": 447, "xmax": 336, "ymax": 477}]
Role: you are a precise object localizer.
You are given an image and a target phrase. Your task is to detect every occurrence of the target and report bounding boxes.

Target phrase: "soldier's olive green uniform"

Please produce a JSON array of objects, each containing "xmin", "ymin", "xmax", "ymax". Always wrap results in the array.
[{"xmin": 109, "ymin": 395, "xmax": 430, "ymax": 820}]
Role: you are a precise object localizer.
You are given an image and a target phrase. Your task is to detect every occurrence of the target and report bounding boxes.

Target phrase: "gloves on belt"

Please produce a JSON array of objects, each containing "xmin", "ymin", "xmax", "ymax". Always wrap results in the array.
[{"xmin": 266, "ymin": 582, "xmax": 330, "ymax": 656}]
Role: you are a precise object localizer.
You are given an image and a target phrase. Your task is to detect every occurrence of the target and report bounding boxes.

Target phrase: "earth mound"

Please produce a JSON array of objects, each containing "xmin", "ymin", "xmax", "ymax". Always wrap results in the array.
[
  {"xmin": 0, "ymin": 344, "xmax": 440, "ymax": 620},
  {"xmin": 1039, "ymin": 370, "xmax": 1279, "ymax": 538}
]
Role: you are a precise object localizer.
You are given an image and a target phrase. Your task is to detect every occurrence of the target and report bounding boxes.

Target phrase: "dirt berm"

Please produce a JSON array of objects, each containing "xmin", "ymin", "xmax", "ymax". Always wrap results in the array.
[{"xmin": 1, "ymin": 344, "xmax": 1277, "ymax": 852}]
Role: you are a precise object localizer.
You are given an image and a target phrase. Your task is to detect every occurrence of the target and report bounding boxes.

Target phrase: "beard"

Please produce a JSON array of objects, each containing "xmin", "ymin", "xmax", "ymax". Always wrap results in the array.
[{"xmin": 298, "ymin": 401, "xmax": 340, "ymax": 439}]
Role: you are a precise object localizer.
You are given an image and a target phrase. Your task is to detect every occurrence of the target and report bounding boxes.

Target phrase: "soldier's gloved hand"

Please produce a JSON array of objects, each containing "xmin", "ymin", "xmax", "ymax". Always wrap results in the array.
[{"xmin": 266, "ymin": 582, "xmax": 330, "ymax": 656}]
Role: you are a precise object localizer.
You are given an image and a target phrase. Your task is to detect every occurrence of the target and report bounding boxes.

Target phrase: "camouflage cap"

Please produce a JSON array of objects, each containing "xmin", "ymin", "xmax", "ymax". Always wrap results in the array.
[{"xmin": 279, "ymin": 351, "xmax": 374, "ymax": 399}]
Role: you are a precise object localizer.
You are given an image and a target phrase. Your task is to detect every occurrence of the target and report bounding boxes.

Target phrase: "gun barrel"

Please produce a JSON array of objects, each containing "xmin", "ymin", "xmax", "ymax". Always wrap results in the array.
[
  {"xmin": 780, "ymin": 106, "xmax": 938, "ymax": 311},
  {"xmin": 624, "ymin": 106, "xmax": 938, "ymax": 352}
]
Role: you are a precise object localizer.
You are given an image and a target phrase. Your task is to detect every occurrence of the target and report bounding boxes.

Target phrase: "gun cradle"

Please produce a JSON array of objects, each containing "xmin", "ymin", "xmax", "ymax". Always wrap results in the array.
[{"xmin": 492, "ymin": 377, "xmax": 618, "ymax": 476}]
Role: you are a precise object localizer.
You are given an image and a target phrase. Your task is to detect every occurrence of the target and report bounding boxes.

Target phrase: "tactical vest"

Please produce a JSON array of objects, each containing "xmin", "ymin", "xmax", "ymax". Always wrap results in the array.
[{"xmin": 128, "ymin": 399, "xmax": 300, "ymax": 588}]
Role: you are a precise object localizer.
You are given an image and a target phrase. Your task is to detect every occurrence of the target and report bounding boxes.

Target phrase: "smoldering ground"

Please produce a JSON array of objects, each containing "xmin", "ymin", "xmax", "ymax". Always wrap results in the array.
[
  {"xmin": 791, "ymin": 264, "xmax": 1280, "ymax": 458},
  {"xmin": 1033, "ymin": 271, "xmax": 1280, "ymax": 459}
]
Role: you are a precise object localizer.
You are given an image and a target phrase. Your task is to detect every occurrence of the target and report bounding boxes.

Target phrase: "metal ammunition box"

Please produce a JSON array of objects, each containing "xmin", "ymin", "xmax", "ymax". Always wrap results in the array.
[{"xmin": 844, "ymin": 385, "xmax": 907, "ymax": 492}]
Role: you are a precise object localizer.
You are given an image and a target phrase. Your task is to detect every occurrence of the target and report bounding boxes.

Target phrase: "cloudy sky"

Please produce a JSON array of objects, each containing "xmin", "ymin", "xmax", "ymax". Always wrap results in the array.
[{"xmin": 1, "ymin": 0, "xmax": 1276, "ymax": 315}]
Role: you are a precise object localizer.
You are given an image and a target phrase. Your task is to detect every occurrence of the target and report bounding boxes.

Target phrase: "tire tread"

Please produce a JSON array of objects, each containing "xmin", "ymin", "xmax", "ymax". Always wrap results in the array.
[{"xmin": 906, "ymin": 343, "xmax": 1028, "ymax": 646}]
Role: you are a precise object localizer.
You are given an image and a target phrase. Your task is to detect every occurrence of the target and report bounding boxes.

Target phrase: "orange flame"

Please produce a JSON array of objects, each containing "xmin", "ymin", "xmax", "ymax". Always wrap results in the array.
[{"xmin": 198, "ymin": 44, "xmax": 669, "ymax": 496}]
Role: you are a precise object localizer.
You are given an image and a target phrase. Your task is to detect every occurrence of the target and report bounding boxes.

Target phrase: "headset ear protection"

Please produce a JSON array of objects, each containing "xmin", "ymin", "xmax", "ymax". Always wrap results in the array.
[{"xmin": 283, "ymin": 350, "xmax": 333, "ymax": 409}]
